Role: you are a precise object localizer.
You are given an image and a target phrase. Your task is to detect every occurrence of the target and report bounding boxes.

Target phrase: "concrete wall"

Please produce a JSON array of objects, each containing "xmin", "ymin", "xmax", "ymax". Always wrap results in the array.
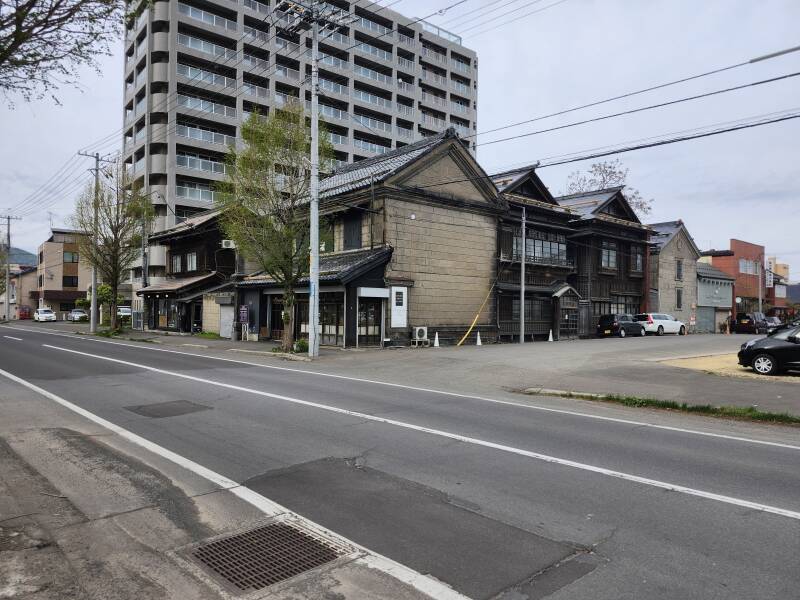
[
  {"xmin": 383, "ymin": 198, "xmax": 496, "ymax": 330},
  {"xmin": 202, "ymin": 294, "xmax": 220, "ymax": 334}
]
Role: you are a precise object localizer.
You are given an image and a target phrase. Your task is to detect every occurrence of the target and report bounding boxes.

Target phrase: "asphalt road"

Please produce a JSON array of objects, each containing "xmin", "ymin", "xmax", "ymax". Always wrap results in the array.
[{"xmin": 1, "ymin": 325, "xmax": 799, "ymax": 599}]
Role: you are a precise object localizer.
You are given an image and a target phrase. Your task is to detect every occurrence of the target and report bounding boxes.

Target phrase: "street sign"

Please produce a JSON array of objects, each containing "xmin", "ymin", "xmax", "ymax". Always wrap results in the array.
[{"xmin": 239, "ymin": 304, "xmax": 249, "ymax": 324}]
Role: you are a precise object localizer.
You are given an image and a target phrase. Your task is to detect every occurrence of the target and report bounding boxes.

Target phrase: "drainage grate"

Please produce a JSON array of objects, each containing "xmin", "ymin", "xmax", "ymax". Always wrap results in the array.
[{"xmin": 191, "ymin": 522, "xmax": 343, "ymax": 592}]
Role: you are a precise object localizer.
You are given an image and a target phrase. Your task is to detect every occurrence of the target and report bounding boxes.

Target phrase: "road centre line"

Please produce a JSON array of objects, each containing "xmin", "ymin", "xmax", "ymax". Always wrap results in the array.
[
  {"xmin": 2, "ymin": 324, "xmax": 799, "ymax": 452},
  {"xmin": 3, "ymin": 335, "xmax": 22, "ymax": 341},
  {"xmin": 36, "ymin": 342, "xmax": 800, "ymax": 522},
  {"xmin": 0, "ymin": 365, "xmax": 470, "ymax": 600}
]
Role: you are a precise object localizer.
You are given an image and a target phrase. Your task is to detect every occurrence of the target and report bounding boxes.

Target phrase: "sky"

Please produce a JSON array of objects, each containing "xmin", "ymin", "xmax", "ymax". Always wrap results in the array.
[{"xmin": 2, "ymin": 0, "xmax": 798, "ymax": 280}]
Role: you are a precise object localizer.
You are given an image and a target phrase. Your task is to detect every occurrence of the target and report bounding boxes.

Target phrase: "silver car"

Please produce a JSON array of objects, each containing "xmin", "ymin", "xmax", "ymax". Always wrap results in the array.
[{"xmin": 634, "ymin": 313, "xmax": 687, "ymax": 336}]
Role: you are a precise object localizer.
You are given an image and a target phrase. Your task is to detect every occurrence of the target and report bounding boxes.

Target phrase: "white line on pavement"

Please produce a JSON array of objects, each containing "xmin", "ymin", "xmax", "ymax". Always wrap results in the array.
[
  {"xmin": 3, "ymin": 324, "xmax": 798, "ymax": 452},
  {"xmin": 0, "ymin": 365, "xmax": 470, "ymax": 600},
  {"xmin": 36, "ymin": 342, "xmax": 800, "ymax": 522},
  {"xmin": 3, "ymin": 335, "xmax": 22, "ymax": 341}
]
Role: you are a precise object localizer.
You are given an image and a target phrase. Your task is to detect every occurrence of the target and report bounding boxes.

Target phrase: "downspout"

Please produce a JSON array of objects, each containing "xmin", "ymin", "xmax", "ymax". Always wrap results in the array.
[{"xmin": 370, "ymin": 175, "xmax": 375, "ymax": 249}]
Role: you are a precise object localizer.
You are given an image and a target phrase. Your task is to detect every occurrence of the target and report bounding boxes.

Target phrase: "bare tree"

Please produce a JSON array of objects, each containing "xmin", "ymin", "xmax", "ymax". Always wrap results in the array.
[
  {"xmin": 564, "ymin": 159, "xmax": 653, "ymax": 215},
  {"xmin": 0, "ymin": 245, "xmax": 6, "ymax": 298},
  {"xmin": 71, "ymin": 160, "xmax": 152, "ymax": 330},
  {"xmin": 216, "ymin": 103, "xmax": 332, "ymax": 352},
  {"xmin": 0, "ymin": 0, "xmax": 127, "ymax": 104}
]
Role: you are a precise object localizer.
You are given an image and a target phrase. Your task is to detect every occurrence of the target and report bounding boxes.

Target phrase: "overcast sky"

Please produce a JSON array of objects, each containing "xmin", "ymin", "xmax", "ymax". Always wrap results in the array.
[{"xmin": 2, "ymin": 0, "xmax": 798, "ymax": 279}]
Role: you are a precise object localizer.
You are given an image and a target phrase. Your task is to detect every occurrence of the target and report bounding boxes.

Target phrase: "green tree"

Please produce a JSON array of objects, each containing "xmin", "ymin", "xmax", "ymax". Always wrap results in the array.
[
  {"xmin": 71, "ymin": 159, "xmax": 152, "ymax": 330},
  {"xmin": 216, "ymin": 103, "xmax": 333, "ymax": 352},
  {"xmin": 564, "ymin": 158, "xmax": 653, "ymax": 216},
  {"xmin": 0, "ymin": 0, "xmax": 130, "ymax": 105}
]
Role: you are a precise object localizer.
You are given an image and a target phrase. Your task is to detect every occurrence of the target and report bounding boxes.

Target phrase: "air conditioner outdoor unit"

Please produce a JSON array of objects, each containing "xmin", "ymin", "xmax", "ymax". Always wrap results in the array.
[
  {"xmin": 413, "ymin": 326, "xmax": 428, "ymax": 341},
  {"xmin": 221, "ymin": 240, "xmax": 237, "ymax": 249}
]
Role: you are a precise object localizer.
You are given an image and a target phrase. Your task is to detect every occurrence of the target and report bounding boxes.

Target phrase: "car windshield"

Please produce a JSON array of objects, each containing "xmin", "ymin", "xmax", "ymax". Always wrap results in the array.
[
  {"xmin": 771, "ymin": 327, "xmax": 800, "ymax": 341},
  {"xmin": 40, "ymin": 310, "xmax": 53, "ymax": 314},
  {"xmin": 598, "ymin": 315, "xmax": 616, "ymax": 325}
]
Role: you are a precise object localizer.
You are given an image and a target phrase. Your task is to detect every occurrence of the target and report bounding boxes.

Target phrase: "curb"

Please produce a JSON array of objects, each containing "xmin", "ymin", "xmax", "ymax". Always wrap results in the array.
[
  {"xmin": 227, "ymin": 348, "xmax": 312, "ymax": 362},
  {"xmin": 523, "ymin": 388, "xmax": 609, "ymax": 400}
]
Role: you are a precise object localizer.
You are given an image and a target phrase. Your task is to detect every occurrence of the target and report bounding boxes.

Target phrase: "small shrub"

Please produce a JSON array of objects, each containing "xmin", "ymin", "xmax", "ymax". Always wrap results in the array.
[{"xmin": 294, "ymin": 338, "xmax": 309, "ymax": 354}]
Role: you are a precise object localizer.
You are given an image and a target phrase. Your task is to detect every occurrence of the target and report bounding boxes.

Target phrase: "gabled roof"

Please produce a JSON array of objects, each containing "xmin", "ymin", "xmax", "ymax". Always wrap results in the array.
[
  {"xmin": 320, "ymin": 129, "xmax": 458, "ymax": 199},
  {"xmin": 553, "ymin": 186, "xmax": 644, "ymax": 226},
  {"xmin": 239, "ymin": 246, "xmax": 392, "ymax": 287},
  {"xmin": 697, "ymin": 262, "xmax": 735, "ymax": 281},
  {"xmin": 491, "ymin": 166, "xmax": 556, "ymax": 204},
  {"xmin": 7, "ymin": 247, "xmax": 36, "ymax": 265},
  {"xmin": 137, "ymin": 272, "xmax": 221, "ymax": 296},
  {"xmin": 648, "ymin": 220, "xmax": 701, "ymax": 256},
  {"xmin": 149, "ymin": 208, "xmax": 222, "ymax": 242}
]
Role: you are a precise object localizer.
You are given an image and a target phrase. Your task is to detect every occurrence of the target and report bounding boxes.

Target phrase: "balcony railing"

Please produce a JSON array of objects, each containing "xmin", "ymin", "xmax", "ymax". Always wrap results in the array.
[
  {"xmin": 398, "ymin": 32, "xmax": 415, "ymax": 46},
  {"xmin": 353, "ymin": 63, "xmax": 391, "ymax": 85},
  {"xmin": 306, "ymin": 100, "xmax": 348, "ymax": 121},
  {"xmin": 275, "ymin": 64, "xmax": 300, "ymax": 80},
  {"xmin": 242, "ymin": 52, "xmax": 269, "ymax": 71},
  {"xmin": 274, "ymin": 91, "xmax": 299, "ymax": 106},
  {"xmin": 176, "ymin": 153, "xmax": 227, "ymax": 175},
  {"xmin": 328, "ymin": 132, "xmax": 349, "ymax": 145},
  {"xmin": 353, "ymin": 113, "xmax": 391, "ymax": 133},
  {"xmin": 397, "ymin": 56, "xmax": 415, "ymax": 70},
  {"xmin": 452, "ymin": 79, "xmax": 470, "ymax": 95},
  {"xmin": 397, "ymin": 80, "xmax": 413, "ymax": 92},
  {"xmin": 356, "ymin": 42, "xmax": 391, "ymax": 62},
  {"xmin": 134, "ymin": 96, "xmax": 146, "ymax": 114},
  {"xmin": 136, "ymin": 38, "xmax": 147, "ymax": 57},
  {"xmin": 452, "ymin": 59, "xmax": 471, "ymax": 73},
  {"xmin": 178, "ymin": 33, "xmax": 237, "ymax": 59},
  {"xmin": 135, "ymin": 69, "xmax": 147, "ymax": 87},
  {"xmin": 421, "ymin": 46, "xmax": 447, "ymax": 64},
  {"xmin": 319, "ymin": 53, "xmax": 349, "ymax": 70},
  {"xmin": 353, "ymin": 88, "xmax": 391, "ymax": 109},
  {"xmin": 420, "ymin": 20, "xmax": 462, "ymax": 44},
  {"xmin": 177, "ymin": 123, "xmax": 236, "ymax": 146},
  {"xmin": 178, "ymin": 3, "xmax": 237, "ymax": 31},
  {"xmin": 421, "ymin": 113, "xmax": 447, "ymax": 130},
  {"xmin": 177, "ymin": 93, "xmax": 237, "ymax": 118},
  {"xmin": 397, "ymin": 103, "xmax": 413, "ymax": 116},
  {"xmin": 320, "ymin": 77, "xmax": 348, "ymax": 96},
  {"xmin": 354, "ymin": 137, "xmax": 390, "ymax": 154},
  {"xmin": 176, "ymin": 185, "xmax": 217, "ymax": 202},
  {"xmin": 242, "ymin": 0, "xmax": 269, "ymax": 15},
  {"xmin": 421, "ymin": 91, "xmax": 447, "ymax": 108},
  {"xmin": 357, "ymin": 16, "xmax": 392, "ymax": 37},
  {"xmin": 276, "ymin": 37, "xmax": 300, "ymax": 54},
  {"xmin": 421, "ymin": 69, "xmax": 447, "ymax": 87},
  {"xmin": 243, "ymin": 81, "xmax": 269, "ymax": 99},
  {"xmin": 134, "ymin": 127, "xmax": 147, "ymax": 142},
  {"xmin": 244, "ymin": 25, "xmax": 269, "ymax": 43},
  {"xmin": 177, "ymin": 63, "xmax": 236, "ymax": 88},
  {"xmin": 451, "ymin": 123, "xmax": 470, "ymax": 137},
  {"xmin": 397, "ymin": 126, "xmax": 414, "ymax": 139},
  {"xmin": 451, "ymin": 101, "xmax": 469, "ymax": 114},
  {"xmin": 325, "ymin": 31, "xmax": 349, "ymax": 45}
]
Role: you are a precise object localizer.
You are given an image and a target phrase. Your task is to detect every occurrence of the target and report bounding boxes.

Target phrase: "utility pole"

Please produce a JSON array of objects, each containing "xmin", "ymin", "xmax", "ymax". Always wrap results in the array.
[
  {"xmin": 78, "ymin": 151, "xmax": 108, "ymax": 333},
  {"xmin": 2, "ymin": 214, "xmax": 21, "ymax": 321},
  {"xmin": 520, "ymin": 205, "xmax": 526, "ymax": 344},
  {"xmin": 277, "ymin": 0, "xmax": 354, "ymax": 358},
  {"xmin": 758, "ymin": 254, "xmax": 763, "ymax": 314}
]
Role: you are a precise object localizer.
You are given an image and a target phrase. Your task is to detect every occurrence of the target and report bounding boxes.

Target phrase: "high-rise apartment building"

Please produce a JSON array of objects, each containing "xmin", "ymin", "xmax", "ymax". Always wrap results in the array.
[{"xmin": 122, "ymin": 0, "xmax": 478, "ymax": 288}]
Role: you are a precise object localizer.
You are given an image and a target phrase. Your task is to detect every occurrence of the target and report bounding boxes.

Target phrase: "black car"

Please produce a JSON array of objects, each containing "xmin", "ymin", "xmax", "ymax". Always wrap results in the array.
[
  {"xmin": 765, "ymin": 316, "xmax": 783, "ymax": 335},
  {"xmin": 596, "ymin": 314, "xmax": 646, "ymax": 338},
  {"xmin": 738, "ymin": 326, "xmax": 800, "ymax": 375},
  {"xmin": 768, "ymin": 318, "xmax": 800, "ymax": 337},
  {"xmin": 733, "ymin": 312, "xmax": 768, "ymax": 334}
]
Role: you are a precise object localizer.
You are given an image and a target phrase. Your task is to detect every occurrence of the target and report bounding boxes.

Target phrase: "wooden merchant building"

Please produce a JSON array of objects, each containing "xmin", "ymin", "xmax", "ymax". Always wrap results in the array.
[
  {"xmin": 237, "ymin": 128, "xmax": 505, "ymax": 347},
  {"xmin": 137, "ymin": 209, "xmax": 237, "ymax": 335},
  {"xmin": 491, "ymin": 167, "xmax": 582, "ymax": 341}
]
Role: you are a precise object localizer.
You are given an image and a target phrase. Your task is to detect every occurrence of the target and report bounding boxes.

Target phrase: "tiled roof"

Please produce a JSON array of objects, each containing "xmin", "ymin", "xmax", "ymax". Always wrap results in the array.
[
  {"xmin": 137, "ymin": 272, "xmax": 220, "ymax": 295},
  {"xmin": 697, "ymin": 262, "xmax": 735, "ymax": 280},
  {"xmin": 149, "ymin": 208, "xmax": 222, "ymax": 241},
  {"xmin": 648, "ymin": 220, "xmax": 683, "ymax": 251},
  {"xmin": 490, "ymin": 167, "xmax": 534, "ymax": 193},
  {"xmin": 553, "ymin": 187, "xmax": 624, "ymax": 217},
  {"xmin": 320, "ymin": 130, "xmax": 454, "ymax": 199},
  {"xmin": 239, "ymin": 246, "xmax": 392, "ymax": 287}
]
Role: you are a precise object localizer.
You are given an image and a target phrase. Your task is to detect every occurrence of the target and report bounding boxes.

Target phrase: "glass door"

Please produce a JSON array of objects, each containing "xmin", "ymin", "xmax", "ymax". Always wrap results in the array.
[{"xmin": 358, "ymin": 299, "xmax": 382, "ymax": 346}]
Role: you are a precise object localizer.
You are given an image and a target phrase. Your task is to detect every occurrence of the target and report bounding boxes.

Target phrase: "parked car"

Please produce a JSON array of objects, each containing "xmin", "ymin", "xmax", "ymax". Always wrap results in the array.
[
  {"xmin": 634, "ymin": 313, "xmax": 686, "ymax": 336},
  {"xmin": 768, "ymin": 317, "xmax": 800, "ymax": 337},
  {"xmin": 732, "ymin": 312, "xmax": 767, "ymax": 334},
  {"xmin": 765, "ymin": 316, "xmax": 783, "ymax": 335},
  {"xmin": 117, "ymin": 306, "xmax": 132, "ymax": 318},
  {"xmin": 18, "ymin": 306, "xmax": 31, "ymax": 320},
  {"xmin": 738, "ymin": 325, "xmax": 800, "ymax": 375},
  {"xmin": 33, "ymin": 308, "xmax": 57, "ymax": 322},
  {"xmin": 596, "ymin": 314, "xmax": 645, "ymax": 338},
  {"xmin": 66, "ymin": 309, "xmax": 89, "ymax": 322}
]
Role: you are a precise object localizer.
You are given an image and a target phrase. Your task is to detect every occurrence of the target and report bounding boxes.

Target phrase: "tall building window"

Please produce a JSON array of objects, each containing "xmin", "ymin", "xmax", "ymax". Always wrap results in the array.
[
  {"xmin": 676, "ymin": 288, "xmax": 683, "ymax": 310},
  {"xmin": 63, "ymin": 251, "xmax": 79, "ymax": 263},
  {"xmin": 186, "ymin": 252, "xmax": 197, "ymax": 271},
  {"xmin": 676, "ymin": 259, "xmax": 683, "ymax": 281},
  {"xmin": 601, "ymin": 240, "xmax": 617, "ymax": 269},
  {"xmin": 62, "ymin": 276, "xmax": 79, "ymax": 287},
  {"xmin": 171, "ymin": 254, "xmax": 182, "ymax": 273},
  {"xmin": 631, "ymin": 246, "xmax": 643, "ymax": 272}
]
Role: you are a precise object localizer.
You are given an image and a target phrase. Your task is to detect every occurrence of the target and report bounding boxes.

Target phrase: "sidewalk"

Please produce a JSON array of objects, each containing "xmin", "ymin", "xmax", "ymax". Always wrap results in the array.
[{"xmin": 0, "ymin": 377, "xmax": 434, "ymax": 600}]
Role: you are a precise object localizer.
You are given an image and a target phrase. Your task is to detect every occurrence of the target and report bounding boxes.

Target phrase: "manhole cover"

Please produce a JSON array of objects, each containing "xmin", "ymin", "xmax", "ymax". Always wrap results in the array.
[
  {"xmin": 191, "ymin": 522, "xmax": 344, "ymax": 592},
  {"xmin": 124, "ymin": 400, "xmax": 211, "ymax": 418}
]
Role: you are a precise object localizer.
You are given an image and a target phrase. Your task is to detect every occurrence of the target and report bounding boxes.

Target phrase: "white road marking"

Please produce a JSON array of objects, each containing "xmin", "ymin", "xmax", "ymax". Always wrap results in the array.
[
  {"xmin": 35, "ymin": 342, "xmax": 800, "ymax": 522},
  {"xmin": 2, "ymin": 324, "xmax": 797, "ymax": 452},
  {"xmin": 0, "ymin": 365, "xmax": 470, "ymax": 600},
  {"xmin": 3, "ymin": 335, "xmax": 22, "ymax": 341}
]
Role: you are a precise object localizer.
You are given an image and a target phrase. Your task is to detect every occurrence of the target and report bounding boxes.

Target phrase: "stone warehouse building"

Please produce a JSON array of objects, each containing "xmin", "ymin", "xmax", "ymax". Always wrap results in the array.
[
  {"xmin": 648, "ymin": 220, "xmax": 702, "ymax": 327},
  {"xmin": 238, "ymin": 129, "xmax": 502, "ymax": 347},
  {"xmin": 121, "ymin": 0, "xmax": 478, "ymax": 295}
]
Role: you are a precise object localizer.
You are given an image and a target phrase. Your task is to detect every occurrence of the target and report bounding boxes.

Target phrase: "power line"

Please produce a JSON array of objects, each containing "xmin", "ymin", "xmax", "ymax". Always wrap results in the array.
[
  {"xmin": 470, "ymin": 43, "xmax": 800, "ymax": 140},
  {"xmin": 456, "ymin": 0, "xmax": 544, "ymax": 33},
  {"xmin": 441, "ymin": 0, "xmax": 523, "ymax": 28},
  {"xmin": 477, "ymin": 70, "xmax": 800, "ymax": 147},
  {"xmin": 464, "ymin": 0, "xmax": 569, "ymax": 38},
  {"xmin": 436, "ymin": 0, "xmax": 506, "ymax": 26}
]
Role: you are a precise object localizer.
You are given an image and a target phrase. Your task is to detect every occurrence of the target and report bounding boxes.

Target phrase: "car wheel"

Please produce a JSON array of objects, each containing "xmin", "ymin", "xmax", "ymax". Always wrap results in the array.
[
  {"xmin": 640, "ymin": 326, "xmax": 646, "ymax": 336},
  {"xmin": 619, "ymin": 328, "xmax": 626, "ymax": 338},
  {"xmin": 679, "ymin": 326, "xmax": 686, "ymax": 336},
  {"xmin": 657, "ymin": 325, "xmax": 664, "ymax": 336},
  {"xmin": 752, "ymin": 353, "xmax": 778, "ymax": 376}
]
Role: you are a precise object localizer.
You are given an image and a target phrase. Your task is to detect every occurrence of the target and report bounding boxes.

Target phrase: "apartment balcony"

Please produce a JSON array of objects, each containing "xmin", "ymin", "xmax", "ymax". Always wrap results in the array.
[
  {"xmin": 276, "ymin": 37, "xmax": 300, "ymax": 55},
  {"xmin": 451, "ymin": 123, "xmax": 470, "ymax": 137},
  {"xmin": 420, "ymin": 46, "xmax": 447, "ymax": 65},
  {"xmin": 421, "ymin": 70, "xmax": 447, "ymax": 88},
  {"xmin": 178, "ymin": 2, "xmax": 237, "ymax": 33},
  {"xmin": 397, "ymin": 80, "xmax": 414, "ymax": 94},
  {"xmin": 353, "ymin": 137, "xmax": 391, "ymax": 155},
  {"xmin": 421, "ymin": 91, "xmax": 448, "ymax": 110},
  {"xmin": 176, "ymin": 123, "xmax": 236, "ymax": 147},
  {"xmin": 319, "ymin": 77, "xmax": 348, "ymax": 97},
  {"xmin": 451, "ymin": 101, "xmax": 469, "ymax": 115},
  {"xmin": 396, "ymin": 103, "xmax": 414, "ymax": 118},
  {"xmin": 274, "ymin": 64, "xmax": 301, "ymax": 82},
  {"xmin": 151, "ymin": 153, "xmax": 167, "ymax": 174},
  {"xmin": 397, "ymin": 56, "xmax": 416, "ymax": 71},
  {"xmin": 397, "ymin": 125, "xmax": 414, "ymax": 139},
  {"xmin": 176, "ymin": 185, "xmax": 218, "ymax": 203},
  {"xmin": 242, "ymin": 81, "xmax": 269, "ymax": 100},
  {"xmin": 242, "ymin": 0, "xmax": 269, "ymax": 16},
  {"xmin": 243, "ymin": 25, "xmax": 269, "ymax": 45},
  {"xmin": 327, "ymin": 132, "xmax": 349, "ymax": 146},
  {"xmin": 356, "ymin": 16, "xmax": 393, "ymax": 38},
  {"xmin": 451, "ymin": 79, "xmax": 470, "ymax": 95},
  {"xmin": 177, "ymin": 93, "xmax": 237, "ymax": 119},
  {"xmin": 153, "ymin": 2, "xmax": 168, "ymax": 22},
  {"xmin": 177, "ymin": 33, "xmax": 237, "ymax": 60},
  {"xmin": 352, "ymin": 114, "xmax": 392, "ymax": 135},
  {"xmin": 420, "ymin": 113, "xmax": 447, "ymax": 130},
  {"xmin": 243, "ymin": 52, "xmax": 269, "ymax": 73},
  {"xmin": 306, "ymin": 100, "xmax": 349, "ymax": 123},
  {"xmin": 397, "ymin": 32, "xmax": 416, "ymax": 47},
  {"xmin": 274, "ymin": 91, "xmax": 300, "ymax": 107},
  {"xmin": 177, "ymin": 62, "xmax": 236, "ymax": 89},
  {"xmin": 151, "ymin": 122, "xmax": 167, "ymax": 143},
  {"xmin": 176, "ymin": 153, "xmax": 227, "ymax": 176},
  {"xmin": 323, "ymin": 31, "xmax": 350, "ymax": 47},
  {"xmin": 153, "ymin": 31, "xmax": 169, "ymax": 53},
  {"xmin": 319, "ymin": 53, "xmax": 349, "ymax": 71},
  {"xmin": 451, "ymin": 59, "xmax": 471, "ymax": 74},
  {"xmin": 152, "ymin": 61, "xmax": 169, "ymax": 83},
  {"xmin": 355, "ymin": 41, "xmax": 392, "ymax": 64},
  {"xmin": 353, "ymin": 88, "xmax": 392, "ymax": 110},
  {"xmin": 353, "ymin": 64, "xmax": 392, "ymax": 86}
]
